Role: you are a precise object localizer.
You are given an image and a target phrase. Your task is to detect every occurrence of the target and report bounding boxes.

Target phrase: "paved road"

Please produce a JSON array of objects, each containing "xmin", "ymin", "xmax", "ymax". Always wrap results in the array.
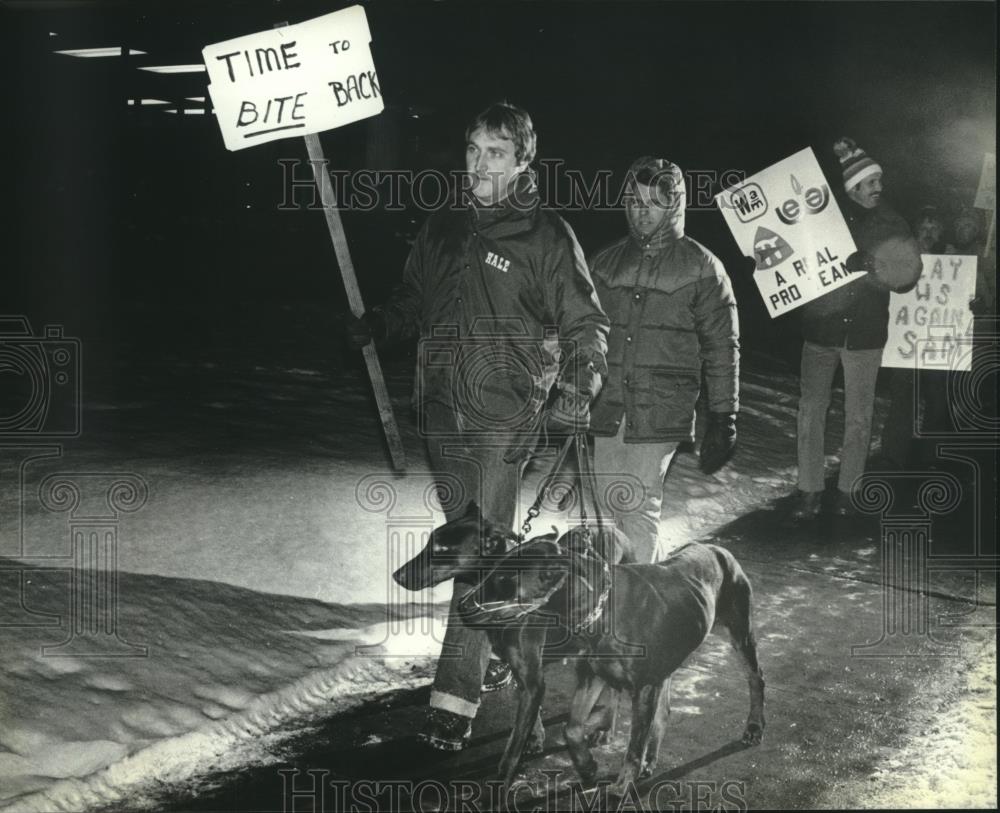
[{"xmin": 157, "ymin": 477, "xmax": 997, "ymax": 812}]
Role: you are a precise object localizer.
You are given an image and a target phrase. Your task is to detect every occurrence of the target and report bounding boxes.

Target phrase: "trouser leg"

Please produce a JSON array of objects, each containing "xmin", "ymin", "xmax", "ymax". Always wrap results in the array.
[
  {"xmin": 422, "ymin": 402, "xmax": 523, "ymax": 717},
  {"xmin": 796, "ymin": 342, "xmax": 840, "ymax": 493},
  {"xmin": 593, "ymin": 421, "xmax": 678, "ymax": 564},
  {"xmin": 838, "ymin": 348, "xmax": 883, "ymax": 493},
  {"xmin": 880, "ymin": 368, "xmax": 917, "ymax": 468}
]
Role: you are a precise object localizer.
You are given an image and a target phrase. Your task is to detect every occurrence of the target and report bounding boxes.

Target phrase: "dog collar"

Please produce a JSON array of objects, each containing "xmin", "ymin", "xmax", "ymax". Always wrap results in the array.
[{"xmin": 568, "ymin": 548, "xmax": 612, "ymax": 634}]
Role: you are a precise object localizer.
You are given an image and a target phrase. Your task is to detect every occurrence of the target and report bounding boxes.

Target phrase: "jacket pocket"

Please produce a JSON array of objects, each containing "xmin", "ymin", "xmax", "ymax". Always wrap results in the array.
[{"xmin": 648, "ymin": 369, "xmax": 700, "ymax": 433}]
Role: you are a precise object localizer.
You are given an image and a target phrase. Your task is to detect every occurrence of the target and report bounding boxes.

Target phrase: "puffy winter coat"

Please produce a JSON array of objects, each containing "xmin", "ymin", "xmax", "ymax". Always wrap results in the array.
[
  {"xmin": 589, "ymin": 230, "xmax": 739, "ymax": 443},
  {"xmin": 379, "ymin": 175, "xmax": 609, "ymax": 432},
  {"xmin": 801, "ymin": 199, "xmax": 921, "ymax": 350}
]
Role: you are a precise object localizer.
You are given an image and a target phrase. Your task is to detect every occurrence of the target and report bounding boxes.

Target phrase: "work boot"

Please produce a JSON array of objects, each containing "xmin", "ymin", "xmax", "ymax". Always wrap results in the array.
[
  {"xmin": 481, "ymin": 659, "xmax": 513, "ymax": 693},
  {"xmin": 831, "ymin": 490, "xmax": 857, "ymax": 517},
  {"xmin": 789, "ymin": 490, "xmax": 823, "ymax": 521},
  {"xmin": 418, "ymin": 708, "xmax": 473, "ymax": 751}
]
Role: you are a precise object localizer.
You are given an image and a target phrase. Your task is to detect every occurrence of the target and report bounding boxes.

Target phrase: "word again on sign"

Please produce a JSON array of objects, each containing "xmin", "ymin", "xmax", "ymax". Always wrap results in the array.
[{"xmin": 202, "ymin": 5, "xmax": 384, "ymax": 151}]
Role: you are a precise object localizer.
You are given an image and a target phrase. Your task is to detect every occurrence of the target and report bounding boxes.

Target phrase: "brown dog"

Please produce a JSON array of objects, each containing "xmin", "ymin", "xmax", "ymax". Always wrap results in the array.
[{"xmin": 457, "ymin": 538, "xmax": 765, "ymax": 793}]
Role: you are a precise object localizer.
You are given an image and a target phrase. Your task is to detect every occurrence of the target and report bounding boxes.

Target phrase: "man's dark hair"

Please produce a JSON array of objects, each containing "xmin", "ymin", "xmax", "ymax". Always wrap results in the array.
[{"xmin": 465, "ymin": 102, "xmax": 537, "ymax": 165}]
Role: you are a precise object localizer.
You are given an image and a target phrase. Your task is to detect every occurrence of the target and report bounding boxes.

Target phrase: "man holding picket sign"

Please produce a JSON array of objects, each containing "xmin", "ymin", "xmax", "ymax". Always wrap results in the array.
[
  {"xmin": 790, "ymin": 138, "xmax": 922, "ymax": 520},
  {"xmin": 346, "ymin": 101, "xmax": 609, "ymax": 750}
]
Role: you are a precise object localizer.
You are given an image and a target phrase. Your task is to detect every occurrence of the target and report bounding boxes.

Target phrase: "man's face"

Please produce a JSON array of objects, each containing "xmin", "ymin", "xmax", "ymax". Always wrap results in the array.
[
  {"xmin": 955, "ymin": 217, "xmax": 978, "ymax": 247},
  {"xmin": 916, "ymin": 217, "xmax": 944, "ymax": 252},
  {"xmin": 465, "ymin": 127, "xmax": 527, "ymax": 205},
  {"xmin": 848, "ymin": 172, "xmax": 883, "ymax": 209},
  {"xmin": 626, "ymin": 181, "xmax": 671, "ymax": 237}
]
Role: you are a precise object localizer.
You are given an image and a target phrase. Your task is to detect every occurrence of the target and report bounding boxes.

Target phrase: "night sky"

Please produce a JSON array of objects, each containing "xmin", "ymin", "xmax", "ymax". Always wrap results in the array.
[{"xmin": 2, "ymin": 0, "xmax": 995, "ymax": 362}]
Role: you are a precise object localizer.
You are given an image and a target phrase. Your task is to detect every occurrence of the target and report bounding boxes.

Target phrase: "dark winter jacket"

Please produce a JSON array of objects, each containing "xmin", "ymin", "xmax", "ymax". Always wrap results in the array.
[
  {"xmin": 378, "ymin": 175, "xmax": 609, "ymax": 430},
  {"xmin": 800, "ymin": 199, "xmax": 921, "ymax": 350},
  {"xmin": 588, "ymin": 222, "xmax": 739, "ymax": 443}
]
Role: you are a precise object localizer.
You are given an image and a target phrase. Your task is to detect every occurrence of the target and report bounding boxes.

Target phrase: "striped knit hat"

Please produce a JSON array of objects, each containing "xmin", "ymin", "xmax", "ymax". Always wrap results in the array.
[{"xmin": 833, "ymin": 137, "xmax": 882, "ymax": 191}]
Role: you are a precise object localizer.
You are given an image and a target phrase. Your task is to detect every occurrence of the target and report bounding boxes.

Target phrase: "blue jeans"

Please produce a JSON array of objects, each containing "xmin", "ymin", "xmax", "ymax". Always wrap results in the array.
[
  {"xmin": 593, "ymin": 421, "xmax": 678, "ymax": 563},
  {"xmin": 422, "ymin": 402, "xmax": 526, "ymax": 718},
  {"xmin": 797, "ymin": 341, "xmax": 883, "ymax": 493}
]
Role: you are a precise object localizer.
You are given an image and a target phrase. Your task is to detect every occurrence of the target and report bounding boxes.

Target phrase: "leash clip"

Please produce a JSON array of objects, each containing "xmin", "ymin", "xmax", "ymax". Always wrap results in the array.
[{"xmin": 520, "ymin": 505, "xmax": 540, "ymax": 541}]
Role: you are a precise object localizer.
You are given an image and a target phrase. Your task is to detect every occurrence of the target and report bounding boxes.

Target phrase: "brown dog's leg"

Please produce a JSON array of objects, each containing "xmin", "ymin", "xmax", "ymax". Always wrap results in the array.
[
  {"xmin": 564, "ymin": 668, "xmax": 607, "ymax": 787},
  {"xmin": 583, "ymin": 684, "xmax": 619, "ymax": 746},
  {"xmin": 526, "ymin": 708, "xmax": 545, "ymax": 755},
  {"xmin": 723, "ymin": 573, "xmax": 765, "ymax": 744},
  {"xmin": 640, "ymin": 678, "xmax": 671, "ymax": 778},
  {"xmin": 612, "ymin": 683, "xmax": 661, "ymax": 796}
]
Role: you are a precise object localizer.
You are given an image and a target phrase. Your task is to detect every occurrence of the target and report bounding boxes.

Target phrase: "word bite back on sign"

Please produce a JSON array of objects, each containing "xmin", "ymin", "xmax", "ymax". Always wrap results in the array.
[{"xmin": 202, "ymin": 5, "xmax": 383, "ymax": 151}]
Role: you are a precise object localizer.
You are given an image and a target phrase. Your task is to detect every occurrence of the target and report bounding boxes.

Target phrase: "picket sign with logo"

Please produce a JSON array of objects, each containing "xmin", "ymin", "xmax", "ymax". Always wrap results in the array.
[
  {"xmin": 203, "ymin": 7, "xmax": 406, "ymax": 470},
  {"xmin": 882, "ymin": 254, "xmax": 977, "ymax": 372},
  {"xmin": 715, "ymin": 148, "xmax": 859, "ymax": 318}
]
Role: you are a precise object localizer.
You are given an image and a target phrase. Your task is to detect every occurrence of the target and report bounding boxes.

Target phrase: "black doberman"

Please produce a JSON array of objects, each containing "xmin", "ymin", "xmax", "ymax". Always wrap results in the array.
[
  {"xmin": 392, "ymin": 501, "xmax": 633, "ymax": 755},
  {"xmin": 457, "ymin": 537, "xmax": 765, "ymax": 794}
]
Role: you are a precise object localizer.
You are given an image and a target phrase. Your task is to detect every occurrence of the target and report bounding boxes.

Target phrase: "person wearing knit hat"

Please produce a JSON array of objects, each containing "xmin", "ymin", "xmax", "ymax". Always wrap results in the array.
[
  {"xmin": 588, "ymin": 156, "xmax": 740, "ymax": 562},
  {"xmin": 836, "ymin": 137, "xmax": 883, "ymax": 201},
  {"xmin": 789, "ymin": 137, "xmax": 922, "ymax": 521}
]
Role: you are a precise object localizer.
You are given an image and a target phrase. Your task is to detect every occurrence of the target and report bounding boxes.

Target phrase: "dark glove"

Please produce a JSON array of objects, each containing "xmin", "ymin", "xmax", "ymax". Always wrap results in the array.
[
  {"xmin": 699, "ymin": 412, "xmax": 737, "ymax": 475},
  {"xmin": 545, "ymin": 382, "xmax": 592, "ymax": 434},
  {"xmin": 845, "ymin": 251, "xmax": 877, "ymax": 274},
  {"xmin": 559, "ymin": 356, "xmax": 604, "ymax": 400},
  {"xmin": 344, "ymin": 311, "xmax": 386, "ymax": 351}
]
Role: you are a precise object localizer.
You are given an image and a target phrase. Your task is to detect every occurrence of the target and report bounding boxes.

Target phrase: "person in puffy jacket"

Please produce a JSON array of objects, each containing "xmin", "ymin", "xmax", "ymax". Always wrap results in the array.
[
  {"xmin": 790, "ymin": 138, "xmax": 921, "ymax": 520},
  {"xmin": 589, "ymin": 157, "xmax": 740, "ymax": 562},
  {"xmin": 346, "ymin": 102, "xmax": 609, "ymax": 750}
]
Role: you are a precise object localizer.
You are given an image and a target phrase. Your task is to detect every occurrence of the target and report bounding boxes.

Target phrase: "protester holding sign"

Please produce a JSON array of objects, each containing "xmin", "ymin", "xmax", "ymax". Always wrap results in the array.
[
  {"xmin": 589, "ymin": 157, "xmax": 739, "ymax": 563},
  {"xmin": 346, "ymin": 102, "xmax": 609, "ymax": 750},
  {"xmin": 790, "ymin": 138, "xmax": 922, "ymax": 520},
  {"xmin": 879, "ymin": 206, "xmax": 956, "ymax": 470}
]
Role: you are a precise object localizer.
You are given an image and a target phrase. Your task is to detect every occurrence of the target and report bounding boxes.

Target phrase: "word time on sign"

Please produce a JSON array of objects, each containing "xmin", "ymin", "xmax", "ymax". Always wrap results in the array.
[
  {"xmin": 202, "ymin": 5, "xmax": 383, "ymax": 151},
  {"xmin": 715, "ymin": 148, "xmax": 858, "ymax": 318}
]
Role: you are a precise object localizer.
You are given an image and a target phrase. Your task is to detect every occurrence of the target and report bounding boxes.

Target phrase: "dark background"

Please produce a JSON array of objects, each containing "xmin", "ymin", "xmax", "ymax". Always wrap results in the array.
[{"xmin": 1, "ymin": 0, "xmax": 996, "ymax": 375}]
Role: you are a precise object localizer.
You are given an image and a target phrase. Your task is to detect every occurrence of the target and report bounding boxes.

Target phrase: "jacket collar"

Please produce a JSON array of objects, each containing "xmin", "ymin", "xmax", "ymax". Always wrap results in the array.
[
  {"xmin": 626, "ymin": 190, "xmax": 685, "ymax": 251},
  {"xmin": 464, "ymin": 172, "xmax": 539, "ymax": 238}
]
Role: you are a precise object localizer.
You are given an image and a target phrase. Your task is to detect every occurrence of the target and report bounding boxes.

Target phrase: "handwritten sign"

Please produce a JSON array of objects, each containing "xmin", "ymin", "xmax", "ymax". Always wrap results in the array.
[
  {"xmin": 716, "ymin": 148, "xmax": 859, "ymax": 318},
  {"xmin": 882, "ymin": 255, "xmax": 977, "ymax": 371},
  {"xmin": 202, "ymin": 6, "xmax": 383, "ymax": 151},
  {"xmin": 974, "ymin": 152, "xmax": 996, "ymax": 211}
]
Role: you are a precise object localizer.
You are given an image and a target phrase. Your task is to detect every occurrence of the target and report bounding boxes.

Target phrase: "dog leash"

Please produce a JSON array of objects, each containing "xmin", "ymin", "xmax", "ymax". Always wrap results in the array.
[
  {"xmin": 520, "ymin": 433, "xmax": 576, "ymax": 540},
  {"xmin": 520, "ymin": 432, "xmax": 607, "ymax": 540}
]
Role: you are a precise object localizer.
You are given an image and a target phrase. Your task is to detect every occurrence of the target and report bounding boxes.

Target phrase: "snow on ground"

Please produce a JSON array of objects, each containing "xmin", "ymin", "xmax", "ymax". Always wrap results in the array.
[{"xmin": 0, "ymin": 343, "xmax": 993, "ymax": 810}]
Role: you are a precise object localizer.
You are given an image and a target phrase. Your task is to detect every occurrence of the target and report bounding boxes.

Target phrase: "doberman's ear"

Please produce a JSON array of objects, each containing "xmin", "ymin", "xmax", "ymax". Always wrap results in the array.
[{"xmin": 464, "ymin": 500, "xmax": 482, "ymax": 520}]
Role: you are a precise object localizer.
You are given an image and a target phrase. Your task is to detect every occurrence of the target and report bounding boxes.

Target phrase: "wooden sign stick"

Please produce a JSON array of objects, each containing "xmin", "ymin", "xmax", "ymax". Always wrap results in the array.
[{"xmin": 304, "ymin": 133, "xmax": 407, "ymax": 471}]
